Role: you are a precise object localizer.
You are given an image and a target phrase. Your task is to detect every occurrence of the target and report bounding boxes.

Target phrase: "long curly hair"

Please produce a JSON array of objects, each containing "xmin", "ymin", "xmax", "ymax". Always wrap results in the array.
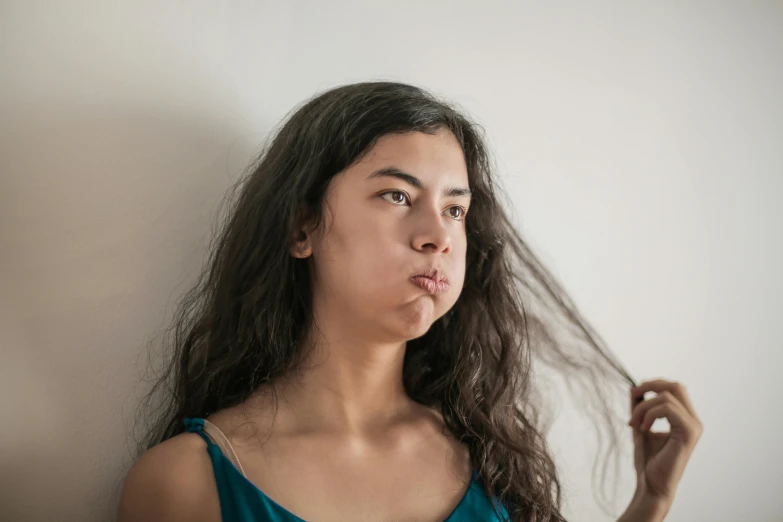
[{"xmin": 130, "ymin": 81, "xmax": 638, "ymax": 522}]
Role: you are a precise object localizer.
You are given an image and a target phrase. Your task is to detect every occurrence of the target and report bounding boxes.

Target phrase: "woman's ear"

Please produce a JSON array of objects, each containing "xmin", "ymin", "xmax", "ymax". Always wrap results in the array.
[
  {"xmin": 290, "ymin": 206, "xmax": 315, "ymax": 259},
  {"xmin": 290, "ymin": 229, "xmax": 312, "ymax": 258}
]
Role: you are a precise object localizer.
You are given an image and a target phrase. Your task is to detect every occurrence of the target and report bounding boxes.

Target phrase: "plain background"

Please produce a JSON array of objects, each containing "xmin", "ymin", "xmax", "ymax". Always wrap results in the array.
[{"xmin": 1, "ymin": 1, "xmax": 781, "ymax": 521}]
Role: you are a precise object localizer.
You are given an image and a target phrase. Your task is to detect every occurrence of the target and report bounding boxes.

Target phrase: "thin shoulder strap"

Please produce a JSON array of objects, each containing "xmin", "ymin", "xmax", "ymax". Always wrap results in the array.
[
  {"xmin": 201, "ymin": 418, "xmax": 248, "ymax": 478},
  {"xmin": 183, "ymin": 417, "xmax": 248, "ymax": 478}
]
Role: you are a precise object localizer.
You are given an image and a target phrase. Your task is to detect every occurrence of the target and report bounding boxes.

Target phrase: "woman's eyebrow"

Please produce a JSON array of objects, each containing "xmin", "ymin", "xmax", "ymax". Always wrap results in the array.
[{"xmin": 366, "ymin": 167, "xmax": 472, "ymax": 199}]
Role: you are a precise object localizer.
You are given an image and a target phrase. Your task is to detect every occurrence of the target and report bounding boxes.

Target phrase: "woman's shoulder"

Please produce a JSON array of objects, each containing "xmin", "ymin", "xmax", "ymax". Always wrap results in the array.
[{"xmin": 116, "ymin": 430, "xmax": 221, "ymax": 522}]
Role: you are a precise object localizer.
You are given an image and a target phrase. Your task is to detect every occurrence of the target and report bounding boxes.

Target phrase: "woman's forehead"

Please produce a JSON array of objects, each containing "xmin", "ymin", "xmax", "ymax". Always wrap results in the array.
[{"xmin": 347, "ymin": 131, "xmax": 470, "ymax": 190}]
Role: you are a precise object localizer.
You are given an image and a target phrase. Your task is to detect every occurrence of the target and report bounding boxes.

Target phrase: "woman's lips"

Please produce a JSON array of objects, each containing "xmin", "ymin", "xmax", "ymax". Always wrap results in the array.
[{"xmin": 410, "ymin": 276, "xmax": 450, "ymax": 294}]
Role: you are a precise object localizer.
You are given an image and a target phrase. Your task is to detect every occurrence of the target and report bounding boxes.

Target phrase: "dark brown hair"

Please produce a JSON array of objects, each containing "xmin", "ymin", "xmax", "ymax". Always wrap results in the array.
[{"xmin": 131, "ymin": 81, "xmax": 637, "ymax": 521}]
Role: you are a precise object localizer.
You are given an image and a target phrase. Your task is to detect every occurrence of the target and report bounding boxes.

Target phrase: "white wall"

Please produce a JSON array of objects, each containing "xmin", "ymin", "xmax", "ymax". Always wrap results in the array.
[{"xmin": 1, "ymin": 2, "xmax": 780, "ymax": 521}]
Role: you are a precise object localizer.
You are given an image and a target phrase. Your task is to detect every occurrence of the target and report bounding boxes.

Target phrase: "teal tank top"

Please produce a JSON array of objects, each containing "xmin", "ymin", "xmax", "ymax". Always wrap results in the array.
[{"xmin": 184, "ymin": 417, "xmax": 509, "ymax": 521}]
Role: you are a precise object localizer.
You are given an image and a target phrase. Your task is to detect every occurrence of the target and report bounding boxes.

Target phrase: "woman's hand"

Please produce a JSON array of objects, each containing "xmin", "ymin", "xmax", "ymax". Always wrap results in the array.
[{"xmin": 623, "ymin": 379, "xmax": 704, "ymax": 520}]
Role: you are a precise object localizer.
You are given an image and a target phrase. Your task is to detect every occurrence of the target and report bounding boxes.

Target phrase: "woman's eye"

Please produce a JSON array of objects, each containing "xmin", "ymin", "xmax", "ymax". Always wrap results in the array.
[
  {"xmin": 381, "ymin": 191, "xmax": 466, "ymax": 221},
  {"xmin": 448, "ymin": 206, "xmax": 467, "ymax": 221},
  {"xmin": 381, "ymin": 191, "xmax": 409, "ymax": 205}
]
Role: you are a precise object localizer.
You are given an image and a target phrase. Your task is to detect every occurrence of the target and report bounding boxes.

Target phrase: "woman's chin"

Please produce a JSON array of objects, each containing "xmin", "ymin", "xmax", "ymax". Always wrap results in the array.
[{"xmin": 395, "ymin": 300, "xmax": 442, "ymax": 339}]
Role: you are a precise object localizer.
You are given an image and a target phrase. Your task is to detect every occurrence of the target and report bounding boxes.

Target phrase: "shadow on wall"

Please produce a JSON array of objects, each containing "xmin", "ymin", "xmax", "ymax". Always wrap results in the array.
[{"xmin": 0, "ymin": 99, "xmax": 259, "ymax": 521}]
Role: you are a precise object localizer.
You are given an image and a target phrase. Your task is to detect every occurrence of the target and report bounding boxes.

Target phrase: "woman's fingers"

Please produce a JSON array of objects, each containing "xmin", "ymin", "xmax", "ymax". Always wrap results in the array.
[
  {"xmin": 629, "ymin": 392, "xmax": 684, "ymax": 431},
  {"xmin": 631, "ymin": 379, "xmax": 701, "ymax": 423},
  {"xmin": 639, "ymin": 401, "xmax": 688, "ymax": 435},
  {"xmin": 629, "ymin": 384, "xmax": 703, "ymax": 446}
]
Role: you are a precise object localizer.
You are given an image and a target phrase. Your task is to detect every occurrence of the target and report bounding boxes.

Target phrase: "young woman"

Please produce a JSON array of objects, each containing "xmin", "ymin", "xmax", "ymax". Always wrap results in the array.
[{"xmin": 117, "ymin": 81, "xmax": 703, "ymax": 522}]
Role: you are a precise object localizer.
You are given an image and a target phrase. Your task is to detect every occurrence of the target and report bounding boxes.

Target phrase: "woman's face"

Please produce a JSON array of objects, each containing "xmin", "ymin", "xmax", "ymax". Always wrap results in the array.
[{"xmin": 295, "ymin": 129, "xmax": 470, "ymax": 342}]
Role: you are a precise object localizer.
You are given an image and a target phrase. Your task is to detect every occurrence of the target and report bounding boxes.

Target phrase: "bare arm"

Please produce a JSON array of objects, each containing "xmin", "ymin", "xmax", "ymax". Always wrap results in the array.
[
  {"xmin": 116, "ymin": 436, "xmax": 221, "ymax": 522},
  {"xmin": 617, "ymin": 497, "xmax": 669, "ymax": 522}
]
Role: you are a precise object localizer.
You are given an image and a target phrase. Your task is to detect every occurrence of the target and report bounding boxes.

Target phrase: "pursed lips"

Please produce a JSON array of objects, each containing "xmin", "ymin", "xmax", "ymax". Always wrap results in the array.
[{"xmin": 409, "ymin": 273, "xmax": 450, "ymax": 294}]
